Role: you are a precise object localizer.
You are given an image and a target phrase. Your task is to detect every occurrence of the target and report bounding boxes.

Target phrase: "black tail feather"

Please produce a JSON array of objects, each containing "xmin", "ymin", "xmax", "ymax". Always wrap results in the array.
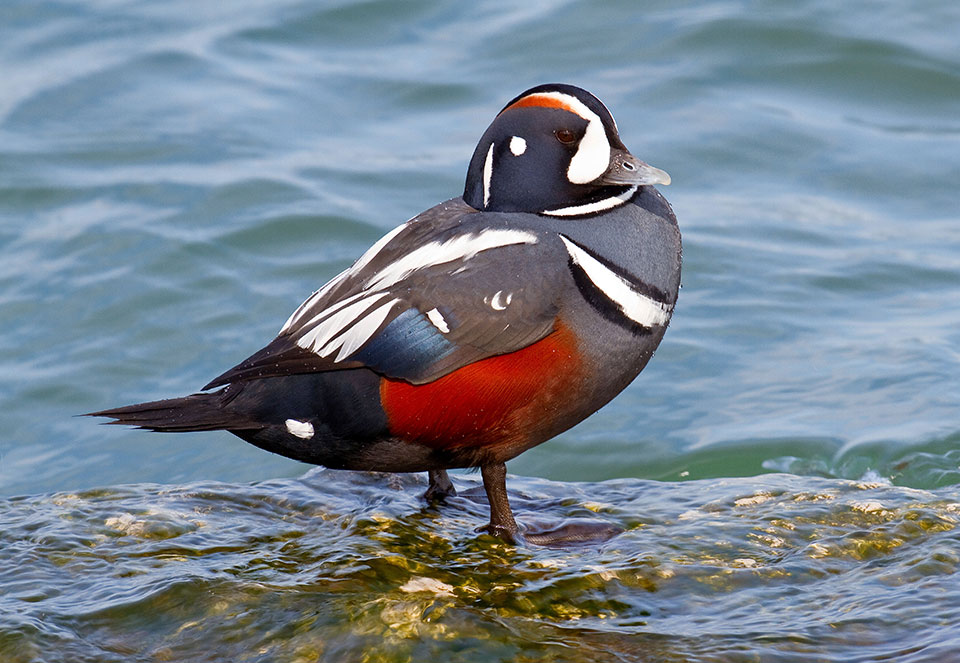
[{"xmin": 86, "ymin": 391, "xmax": 261, "ymax": 433}]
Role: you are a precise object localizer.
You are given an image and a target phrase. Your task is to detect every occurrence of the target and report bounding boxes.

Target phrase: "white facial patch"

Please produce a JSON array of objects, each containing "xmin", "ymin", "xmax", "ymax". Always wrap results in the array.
[
  {"xmin": 559, "ymin": 235, "xmax": 672, "ymax": 328},
  {"xmin": 510, "ymin": 91, "xmax": 611, "ymax": 184},
  {"xmin": 566, "ymin": 109, "xmax": 610, "ymax": 184},
  {"xmin": 509, "ymin": 136, "xmax": 527, "ymax": 156},
  {"xmin": 482, "ymin": 142, "xmax": 495, "ymax": 208},
  {"xmin": 285, "ymin": 419, "xmax": 315, "ymax": 440}
]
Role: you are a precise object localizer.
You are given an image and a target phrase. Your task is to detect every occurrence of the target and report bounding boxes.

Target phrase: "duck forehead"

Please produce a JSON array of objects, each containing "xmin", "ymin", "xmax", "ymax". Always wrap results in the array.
[
  {"xmin": 498, "ymin": 89, "xmax": 625, "ymax": 150},
  {"xmin": 493, "ymin": 103, "xmax": 588, "ymax": 138},
  {"xmin": 500, "ymin": 91, "xmax": 602, "ymax": 125}
]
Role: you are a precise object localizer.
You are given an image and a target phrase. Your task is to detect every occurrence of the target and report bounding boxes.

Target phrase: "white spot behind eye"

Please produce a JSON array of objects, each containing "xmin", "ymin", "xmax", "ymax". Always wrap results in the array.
[{"xmin": 509, "ymin": 136, "xmax": 527, "ymax": 156}]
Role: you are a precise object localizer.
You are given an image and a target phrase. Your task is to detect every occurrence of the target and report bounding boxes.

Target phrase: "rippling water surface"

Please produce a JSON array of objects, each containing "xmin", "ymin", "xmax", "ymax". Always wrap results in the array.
[{"xmin": 2, "ymin": 1, "xmax": 959, "ymax": 661}]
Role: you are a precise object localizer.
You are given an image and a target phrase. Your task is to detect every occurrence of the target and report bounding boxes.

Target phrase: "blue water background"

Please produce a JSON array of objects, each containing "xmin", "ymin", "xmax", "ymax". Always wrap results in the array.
[{"xmin": 1, "ymin": 1, "xmax": 959, "ymax": 661}]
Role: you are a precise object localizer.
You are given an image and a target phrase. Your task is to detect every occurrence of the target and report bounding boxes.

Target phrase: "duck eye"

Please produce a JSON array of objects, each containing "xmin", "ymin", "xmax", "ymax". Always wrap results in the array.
[{"xmin": 555, "ymin": 129, "xmax": 577, "ymax": 145}]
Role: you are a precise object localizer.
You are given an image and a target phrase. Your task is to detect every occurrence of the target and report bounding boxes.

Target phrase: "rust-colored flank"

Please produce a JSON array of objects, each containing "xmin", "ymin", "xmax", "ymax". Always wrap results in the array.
[{"xmin": 380, "ymin": 321, "xmax": 584, "ymax": 451}]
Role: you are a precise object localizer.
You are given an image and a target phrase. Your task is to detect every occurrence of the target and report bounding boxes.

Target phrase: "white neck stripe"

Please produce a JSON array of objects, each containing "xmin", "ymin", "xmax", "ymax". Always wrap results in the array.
[
  {"xmin": 543, "ymin": 186, "xmax": 638, "ymax": 217},
  {"xmin": 482, "ymin": 142, "xmax": 495, "ymax": 208}
]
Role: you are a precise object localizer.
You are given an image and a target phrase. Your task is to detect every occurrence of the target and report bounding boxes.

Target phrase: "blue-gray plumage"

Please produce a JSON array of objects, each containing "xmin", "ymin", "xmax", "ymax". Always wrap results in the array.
[{"xmin": 89, "ymin": 84, "xmax": 681, "ymax": 544}]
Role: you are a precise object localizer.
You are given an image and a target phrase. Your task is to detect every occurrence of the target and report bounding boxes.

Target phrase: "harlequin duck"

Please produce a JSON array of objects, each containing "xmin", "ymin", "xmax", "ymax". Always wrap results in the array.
[{"xmin": 90, "ymin": 84, "xmax": 681, "ymax": 543}]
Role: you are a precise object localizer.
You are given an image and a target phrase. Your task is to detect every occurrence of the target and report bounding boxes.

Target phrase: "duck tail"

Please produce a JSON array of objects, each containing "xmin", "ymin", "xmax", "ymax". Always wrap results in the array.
[{"xmin": 85, "ymin": 390, "xmax": 258, "ymax": 433}]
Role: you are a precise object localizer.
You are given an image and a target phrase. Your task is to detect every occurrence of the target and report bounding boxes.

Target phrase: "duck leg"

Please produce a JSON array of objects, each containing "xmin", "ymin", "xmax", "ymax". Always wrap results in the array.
[
  {"xmin": 478, "ymin": 463, "xmax": 519, "ymax": 543},
  {"xmin": 424, "ymin": 469, "xmax": 456, "ymax": 501}
]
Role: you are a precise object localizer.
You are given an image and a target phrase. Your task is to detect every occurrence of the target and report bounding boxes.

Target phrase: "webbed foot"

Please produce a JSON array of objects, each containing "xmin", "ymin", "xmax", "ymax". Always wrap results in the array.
[{"xmin": 424, "ymin": 469, "xmax": 457, "ymax": 502}]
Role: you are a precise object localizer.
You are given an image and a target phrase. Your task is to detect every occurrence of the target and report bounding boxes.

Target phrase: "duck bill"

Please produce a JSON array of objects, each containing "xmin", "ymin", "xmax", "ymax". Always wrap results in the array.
[{"xmin": 597, "ymin": 149, "xmax": 671, "ymax": 187}]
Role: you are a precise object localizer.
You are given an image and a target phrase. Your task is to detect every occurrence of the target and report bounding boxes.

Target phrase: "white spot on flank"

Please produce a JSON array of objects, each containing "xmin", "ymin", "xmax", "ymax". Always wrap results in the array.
[
  {"xmin": 489, "ymin": 290, "xmax": 511, "ymax": 311},
  {"xmin": 559, "ymin": 235, "xmax": 672, "ymax": 328},
  {"xmin": 544, "ymin": 185, "xmax": 638, "ymax": 217},
  {"xmin": 285, "ymin": 419, "xmax": 314, "ymax": 439},
  {"xmin": 509, "ymin": 136, "xmax": 527, "ymax": 156},
  {"xmin": 426, "ymin": 307, "xmax": 449, "ymax": 333},
  {"xmin": 482, "ymin": 142, "xmax": 495, "ymax": 208}
]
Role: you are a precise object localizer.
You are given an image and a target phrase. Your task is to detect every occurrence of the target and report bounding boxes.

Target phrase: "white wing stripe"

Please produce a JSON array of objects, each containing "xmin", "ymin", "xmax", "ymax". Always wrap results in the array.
[
  {"xmin": 280, "ymin": 267, "xmax": 348, "ymax": 333},
  {"xmin": 350, "ymin": 222, "xmax": 408, "ymax": 274},
  {"xmin": 365, "ymin": 229, "xmax": 538, "ymax": 291},
  {"xmin": 280, "ymin": 222, "xmax": 408, "ymax": 333},
  {"xmin": 295, "ymin": 292, "xmax": 389, "ymax": 353},
  {"xmin": 287, "ymin": 228, "xmax": 539, "ymax": 361},
  {"xmin": 326, "ymin": 297, "xmax": 400, "ymax": 362},
  {"xmin": 559, "ymin": 235, "xmax": 672, "ymax": 328},
  {"xmin": 297, "ymin": 289, "xmax": 371, "ymax": 333}
]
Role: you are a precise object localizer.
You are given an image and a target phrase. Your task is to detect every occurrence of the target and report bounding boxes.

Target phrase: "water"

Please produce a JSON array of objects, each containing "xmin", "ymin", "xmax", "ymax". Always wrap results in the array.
[
  {"xmin": 3, "ymin": 471, "xmax": 959, "ymax": 662},
  {"xmin": 1, "ymin": 0, "xmax": 959, "ymax": 660}
]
